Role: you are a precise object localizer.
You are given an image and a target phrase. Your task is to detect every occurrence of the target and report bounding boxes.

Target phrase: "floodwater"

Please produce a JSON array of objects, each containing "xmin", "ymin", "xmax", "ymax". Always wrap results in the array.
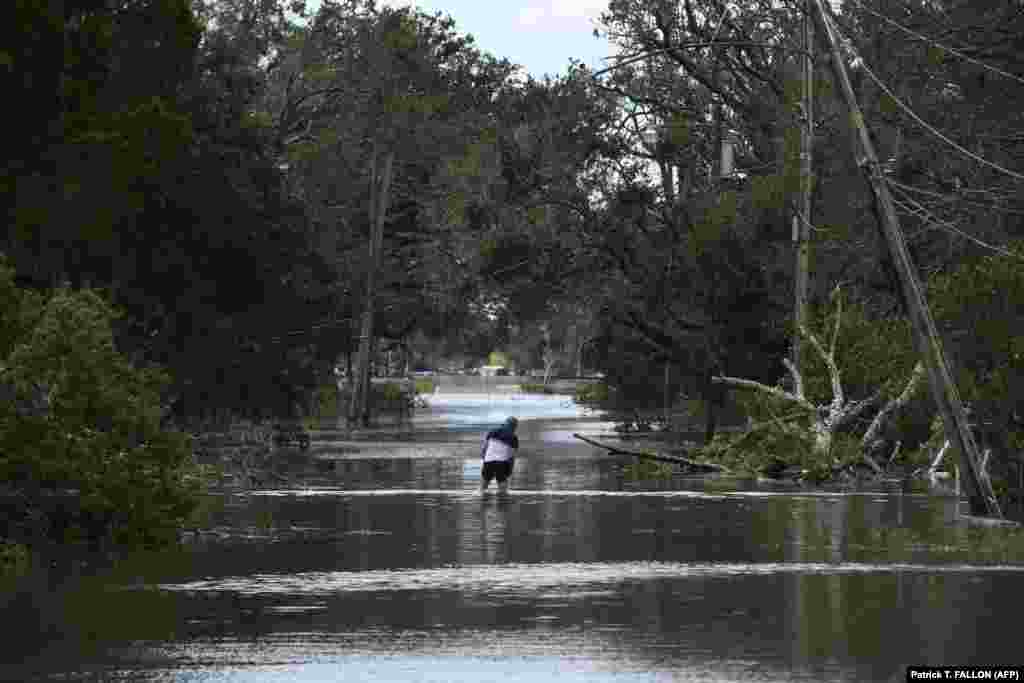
[{"xmin": 5, "ymin": 392, "xmax": 1024, "ymax": 682}]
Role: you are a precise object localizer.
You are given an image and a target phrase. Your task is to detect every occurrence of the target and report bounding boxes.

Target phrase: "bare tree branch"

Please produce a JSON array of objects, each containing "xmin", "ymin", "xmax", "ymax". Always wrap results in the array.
[
  {"xmin": 781, "ymin": 357, "xmax": 805, "ymax": 401},
  {"xmin": 800, "ymin": 323, "xmax": 844, "ymax": 409},
  {"xmin": 711, "ymin": 374, "xmax": 816, "ymax": 412},
  {"xmin": 833, "ymin": 385, "xmax": 885, "ymax": 428},
  {"xmin": 829, "ymin": 285, "xmax": 843, "ymax": 360},
  {"xmin": 861, "ymin": 361, "xmax": 926, "ymax": 450}
]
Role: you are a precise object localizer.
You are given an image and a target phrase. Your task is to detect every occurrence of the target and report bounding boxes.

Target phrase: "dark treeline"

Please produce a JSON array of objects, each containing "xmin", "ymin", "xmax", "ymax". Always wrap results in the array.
[
  {"xmin": 2, "ymin": 0, "xmax": 1024, "ymax": 552},
  {"xmin": 5, "ymin": 0, "xmax": 350, "ymax": 424}
]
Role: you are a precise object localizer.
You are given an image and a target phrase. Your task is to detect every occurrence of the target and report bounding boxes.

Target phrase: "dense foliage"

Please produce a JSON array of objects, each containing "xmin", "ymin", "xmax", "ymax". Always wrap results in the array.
[{"xmin": 0, "ymin": 258, "xmax": 201, "ymax": 548}]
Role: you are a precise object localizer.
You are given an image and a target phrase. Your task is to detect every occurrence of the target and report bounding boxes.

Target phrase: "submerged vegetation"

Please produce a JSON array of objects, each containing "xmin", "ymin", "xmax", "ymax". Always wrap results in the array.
[{"xmin": 621, "ymin": 459, "xmax": 677, "ymax": 481}]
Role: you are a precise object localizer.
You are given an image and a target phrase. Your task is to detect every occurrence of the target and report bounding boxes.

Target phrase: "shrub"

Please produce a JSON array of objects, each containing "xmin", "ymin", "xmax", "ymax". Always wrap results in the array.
[
  {"xmin": 379, "ymin": 381, "xmax": 405, "ymax": 402},
  {"xmin": 574, "ymin": 382, "xmax": 610, "ymax": 405},
  {"xmin": 519, "ymin": 382, "xmax": 555, "ymax": 394},
  {"xmin": 313, "ymin": 383, "xmax": 341, "ymax": 419},
  {"xmin": 0, "ymin": 257, "xmax": 201, "ymax": 548},
  {"xmin": 413, "ymin": 378, "xmax": 435, "ymax": 395},
  {"xmin": 0, "ymin": 540, "xmax": 29, "ymax": 577}
]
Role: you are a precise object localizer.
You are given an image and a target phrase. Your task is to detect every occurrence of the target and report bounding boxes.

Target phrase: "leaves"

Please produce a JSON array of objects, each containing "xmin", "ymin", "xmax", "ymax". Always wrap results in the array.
[{"xmin": 0, "ymin": 263, "xmax": 200, "ymax": 547}]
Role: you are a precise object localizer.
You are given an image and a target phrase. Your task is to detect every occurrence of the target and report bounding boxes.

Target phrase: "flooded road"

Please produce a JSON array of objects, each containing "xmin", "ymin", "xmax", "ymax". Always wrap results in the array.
[{"xmin": 6, "ymin": 393, "xmax": 1024, "ymax": 682}]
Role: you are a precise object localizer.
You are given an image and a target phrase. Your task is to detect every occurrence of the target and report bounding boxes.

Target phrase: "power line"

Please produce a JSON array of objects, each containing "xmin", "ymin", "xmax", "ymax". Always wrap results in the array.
[
  {"xmin": 892, "ymin": 196, "xmax": 950, "ymax": 238},
  {"xmin": 890, "ymin": 183, "xmax": 1024, "ymax": 260},
  {"xmin": 885, "ymin": 178, "xmax": 1024, "ymax": 215},
  {"xmin": 846, "ymin": 0, "xmax": 1024, "ymax": 87},
  {"xmin": 846, "ymin": 49, "xmax": 1024, "ymax": 182}
]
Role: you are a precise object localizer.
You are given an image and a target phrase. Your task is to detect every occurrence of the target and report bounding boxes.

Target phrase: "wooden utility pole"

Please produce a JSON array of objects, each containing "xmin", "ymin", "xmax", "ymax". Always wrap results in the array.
[
  {"xmin": 348, "ymin": 142, "xmax": 395, "ymax": 428},
  {"xmin": 808, "ymin": 0, "xmax": 1001, "ymax": 517},
  {"xmin": 792, "ymin": 0, "xmax": 814, "ymax": 377}
]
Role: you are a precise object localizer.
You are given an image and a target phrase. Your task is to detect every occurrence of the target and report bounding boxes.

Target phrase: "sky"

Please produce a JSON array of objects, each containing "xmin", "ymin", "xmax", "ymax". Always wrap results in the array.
[{"xmin": 305, "ymin": 0, "xmax": 615, "ymax": 79}]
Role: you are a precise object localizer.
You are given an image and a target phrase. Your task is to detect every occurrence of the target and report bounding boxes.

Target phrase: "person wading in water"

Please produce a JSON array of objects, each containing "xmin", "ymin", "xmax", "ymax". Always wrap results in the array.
[{"xmin": 480, "ymin": 416, "xmax": 519, "ymax": 494}]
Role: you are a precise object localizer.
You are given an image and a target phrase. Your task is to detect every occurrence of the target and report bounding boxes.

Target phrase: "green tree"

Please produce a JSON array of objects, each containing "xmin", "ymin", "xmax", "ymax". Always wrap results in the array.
[
  {"xmin": 927, "ymin": 242, "xmax": 1024, "ymax": 504},
  {"xmin": 266, "ymin": 0, "xmax": 519, "ymax": 422},
  {"xmin": 3, "ymin": 1, "xmax": 348, "ymax": 424},
  {"xmin": 0, "ymin": 258, "xmax": 200, "ymax": 548}
]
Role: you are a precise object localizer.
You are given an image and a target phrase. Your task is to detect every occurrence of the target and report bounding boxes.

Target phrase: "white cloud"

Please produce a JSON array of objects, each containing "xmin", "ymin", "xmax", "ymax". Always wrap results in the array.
[{"xmin": 514, "ymin": 1, "xmax": 603, "ymax": 31}]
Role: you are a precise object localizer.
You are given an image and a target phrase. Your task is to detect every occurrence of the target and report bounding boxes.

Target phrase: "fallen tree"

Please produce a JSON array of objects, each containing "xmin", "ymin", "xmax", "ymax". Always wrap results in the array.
[{"xmin": 707, "ymin": 288, "xmax": 926, "ymax": 476}]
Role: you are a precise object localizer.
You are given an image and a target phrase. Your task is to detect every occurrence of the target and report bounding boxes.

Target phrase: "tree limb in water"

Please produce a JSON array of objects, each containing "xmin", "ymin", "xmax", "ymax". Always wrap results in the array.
[{"xmin": 571, "ymin": 433, "xmax": 728, "ymax": 472}]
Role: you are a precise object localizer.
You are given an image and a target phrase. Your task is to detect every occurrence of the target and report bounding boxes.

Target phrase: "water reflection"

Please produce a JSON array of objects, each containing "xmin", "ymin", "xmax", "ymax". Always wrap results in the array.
[
  {"xmin": 5, "ymin": 392, "xmax": 1024, "ymax": 682},
  {"xmin": 157, "ymin": 560, "xmax": 1024, "ymax": 596}
]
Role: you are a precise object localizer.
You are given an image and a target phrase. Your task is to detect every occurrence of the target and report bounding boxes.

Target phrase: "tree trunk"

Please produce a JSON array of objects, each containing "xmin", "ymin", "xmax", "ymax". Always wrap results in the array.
[
  {"xmin": 360, "ymin": 335, "xmax": 377, "ymax": 425},
  {"xmin": 349, "ymin": 144, "xmax": 395, "ymax": 428},
  {"xmin": 703, "ymin": 364, "xmax": 719, "ymax": 445},
  {"xmin": 542, "ymin": 352, "xmax": 555, "ymax": 386}
]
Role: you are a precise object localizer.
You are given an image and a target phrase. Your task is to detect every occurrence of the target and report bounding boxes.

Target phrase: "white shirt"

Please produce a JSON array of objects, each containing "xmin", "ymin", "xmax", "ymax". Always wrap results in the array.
[{"xmin": 483, "ymin": 437, "xmax": 515, "ymax": 463}]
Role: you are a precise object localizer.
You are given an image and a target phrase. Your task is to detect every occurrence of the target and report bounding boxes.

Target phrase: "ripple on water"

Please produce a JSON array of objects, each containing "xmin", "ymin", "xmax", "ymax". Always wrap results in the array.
[
  {"xmin": 154, "ymin": 560, "xmax": 1024, "ymax": 596},
  {"xmin": 247, "ymin": 487, "xmax": 931, "ymax": 498}
]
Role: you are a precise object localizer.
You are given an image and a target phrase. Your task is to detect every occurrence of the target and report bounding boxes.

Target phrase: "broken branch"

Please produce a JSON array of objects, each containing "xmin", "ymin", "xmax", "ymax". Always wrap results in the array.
[
  {"xmin": 711, "ymin": 374, "xmax": 816, "ymax": 412},
  {"xmin": 571, "ymin": 433, "xmax": 728, "ymax": 472}
]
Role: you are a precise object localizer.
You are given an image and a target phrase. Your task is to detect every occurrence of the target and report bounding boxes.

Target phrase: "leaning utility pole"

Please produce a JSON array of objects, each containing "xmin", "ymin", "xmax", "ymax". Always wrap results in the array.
[
  {"xmin": 792, "ymin": 0, "xmax": 814, "ymax": 377},
  {"xmin": 808, "ymin": 0, "xmax": 1001, "ymax": 517}
]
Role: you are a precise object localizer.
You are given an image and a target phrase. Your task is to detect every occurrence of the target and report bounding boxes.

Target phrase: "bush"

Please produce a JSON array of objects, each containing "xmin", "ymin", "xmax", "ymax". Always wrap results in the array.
[
  {"xmin": 519, "ymin": 382, "xmax": 555, "ymax": 394},
  {"xmin": 312, "ymin": 383, "xmax": 341, "ymax": 419},
  {"xmin": 379, "ymin": 381, "xmax": 405, "ymax": 402},
  {"xmin": 413, "ymin": 378, "xmax": 435, "ymax": 395},
  {"xmin": 574, "ymin": 382, "xmax": 610, "ymax": 405},
  {"xmin": 0, "ymin": 257, "xmax": 201, "ymax": 548},
  {"xmin": 0, "ymin": 540, "xmax": 29, "ymax": 577}
]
